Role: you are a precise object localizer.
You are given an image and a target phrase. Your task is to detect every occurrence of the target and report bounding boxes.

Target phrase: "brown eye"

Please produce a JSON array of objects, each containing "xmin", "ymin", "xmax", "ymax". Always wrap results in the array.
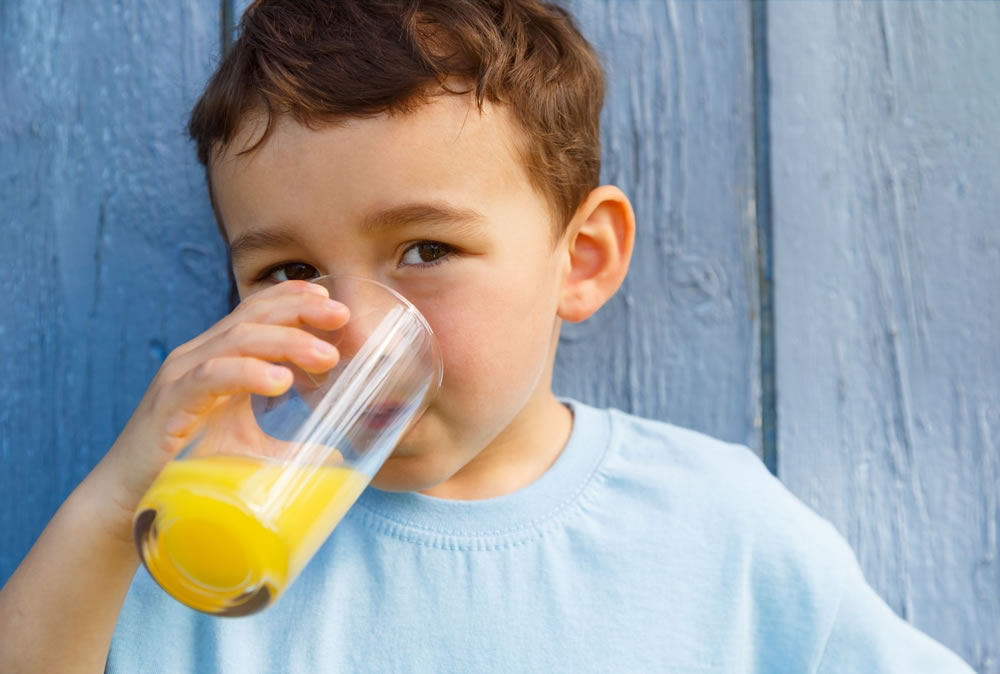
[
  {"xmin": 266, "ymin": 263, "xmax": 319, "ymax": 283},
  {"xmin": 284, "ymin": 263, "xmax": 316, "ymax": 280},
  {"xmin": 401, "ymin": 242, "xmax": 453, "ymax": 266},
  {"xmin": 418, "ymin": 243, "xmax": 448, "ymax": 262}
]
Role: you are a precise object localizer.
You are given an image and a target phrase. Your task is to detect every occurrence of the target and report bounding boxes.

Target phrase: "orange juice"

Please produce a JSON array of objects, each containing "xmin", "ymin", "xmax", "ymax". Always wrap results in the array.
[{"xmin": 134, "ymin": 455, "xmax": 367, "ymax": 616}]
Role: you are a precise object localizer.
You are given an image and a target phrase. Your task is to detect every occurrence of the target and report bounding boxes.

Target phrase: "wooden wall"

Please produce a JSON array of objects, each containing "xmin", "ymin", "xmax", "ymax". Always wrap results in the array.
[
  {"xmin": 1, "ymin": 0, "xmax": 229, "ymax": 590},
  {"xmin": 2, "ymin": 1, "xmax": 995, "ymax": 668},
  {"xmin": 769, "ymin": 2, "xmax": 999, "ymax": 668}
]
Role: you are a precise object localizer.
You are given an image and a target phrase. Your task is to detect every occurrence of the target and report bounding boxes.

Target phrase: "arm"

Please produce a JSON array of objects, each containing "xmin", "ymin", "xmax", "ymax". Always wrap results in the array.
[
  {"xmin": 0, "ymin": 281, "xmax": 347, "ymax": 673},
  {"xmin": 0, "ymin": 453, "xmax": 142, "ymax": 674}
]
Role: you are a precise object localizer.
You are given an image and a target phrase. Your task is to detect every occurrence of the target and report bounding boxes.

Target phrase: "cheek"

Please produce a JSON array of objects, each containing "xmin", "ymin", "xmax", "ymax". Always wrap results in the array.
[
  {"xmin": 424, "ymin": 297, "xmax": 509, "ymax": 392},
  {"xmin": 419, "ymin": 272, "xmax": 559, "ymax": 410}
]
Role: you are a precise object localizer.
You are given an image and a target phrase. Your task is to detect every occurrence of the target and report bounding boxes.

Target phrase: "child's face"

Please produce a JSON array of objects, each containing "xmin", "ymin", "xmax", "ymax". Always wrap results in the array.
[{"xmin": 211, "ymin": 96, "xmax": 570, "ymax": 493}]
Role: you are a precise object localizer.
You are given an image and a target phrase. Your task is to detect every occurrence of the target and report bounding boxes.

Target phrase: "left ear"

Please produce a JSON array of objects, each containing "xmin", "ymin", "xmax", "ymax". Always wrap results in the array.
[{"xmin": 557, "ymin": 185, "xmax": 636, "ymax": 323}]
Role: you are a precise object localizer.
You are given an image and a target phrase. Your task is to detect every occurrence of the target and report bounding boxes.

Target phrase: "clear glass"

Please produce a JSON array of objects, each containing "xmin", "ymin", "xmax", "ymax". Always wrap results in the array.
[{"xmin": 133, "ymin": 276, "xmax": 442, "ymax": 616}]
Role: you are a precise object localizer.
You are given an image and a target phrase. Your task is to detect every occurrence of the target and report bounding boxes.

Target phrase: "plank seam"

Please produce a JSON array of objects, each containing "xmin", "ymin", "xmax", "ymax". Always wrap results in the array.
[
  {"xmin": 752, "ymin": 0, "xmax": 778, "ymax": 476},
  {"xmin": 221, "ymin": 0, "xmax": 240, "ymax": 309},
  {"xmin": 221, "ymin": 0, "xmax": 235, "ymax": 57}
]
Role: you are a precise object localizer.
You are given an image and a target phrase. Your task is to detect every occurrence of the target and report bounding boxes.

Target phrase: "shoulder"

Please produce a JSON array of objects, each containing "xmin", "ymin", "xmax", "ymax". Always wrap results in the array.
[
  {"xmin": 580, "ymin": 401, "xmax": 850, "ymax": 558},
  {"xmin": 602, "ymin": 405, "xmax": 764, "ymax": 484},
  {"xmin": 581, "ymin": 403, "xmax": 855, "ymax": 655},
  {"xmin": 585, "ymin": 404, "xmax": 973, "ymax": 672},
  {"xmin": 594, "ymin": 405, "xmax": 813, "ymax": 529}
]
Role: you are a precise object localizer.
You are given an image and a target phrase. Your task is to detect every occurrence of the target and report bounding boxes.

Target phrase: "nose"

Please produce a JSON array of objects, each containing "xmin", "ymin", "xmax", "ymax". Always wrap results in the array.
[{"xmin": 321, "ymin": 277, "xmax": 395, "ymax": 358}]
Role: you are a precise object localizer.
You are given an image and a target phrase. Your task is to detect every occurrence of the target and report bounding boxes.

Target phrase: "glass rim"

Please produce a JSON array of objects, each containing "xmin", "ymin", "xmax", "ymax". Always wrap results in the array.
[{"xmin": 307, "ymin": 274, "xmax": 444, "ymax": 400}]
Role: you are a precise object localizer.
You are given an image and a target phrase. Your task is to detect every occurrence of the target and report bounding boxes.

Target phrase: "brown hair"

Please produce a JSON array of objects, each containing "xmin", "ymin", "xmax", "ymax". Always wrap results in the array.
[{"xmin": 188, "ymin": 0, "xmax": 604, "ymax": 231}]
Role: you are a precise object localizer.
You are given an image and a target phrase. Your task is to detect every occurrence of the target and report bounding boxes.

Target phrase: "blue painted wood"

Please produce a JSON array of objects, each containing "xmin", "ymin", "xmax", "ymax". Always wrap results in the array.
[
  {"xmin": 558, "ymin": 0, "xmax": 761, "ymax": 452},
  {"xmin": 769, "ymin": 1, "xmax": 1000, "ymax": 669},
  {"xmin": 751, "ymin": 0, "xmax": 777, "ymax": 475},
  {"xmin": 10, "ymin": 0, "xmax": 990, "ymax": 660},
  {"xmin": 0, "ymin": 1, "xmax": 225, "ymax": 583}
]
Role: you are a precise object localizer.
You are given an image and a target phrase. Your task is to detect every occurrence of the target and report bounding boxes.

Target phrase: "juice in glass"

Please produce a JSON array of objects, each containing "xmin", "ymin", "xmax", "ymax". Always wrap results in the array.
[{"xmin": 134, "ymin": 454, "xmax": 367, "ymax": 616}]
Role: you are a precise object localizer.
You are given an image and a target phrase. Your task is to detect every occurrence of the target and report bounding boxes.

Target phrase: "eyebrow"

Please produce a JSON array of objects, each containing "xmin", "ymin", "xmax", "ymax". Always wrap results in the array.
[
  {"xmin": 228, "ymin": 202, "xmax": 485, "ymax": 264},
  {"xmin": 359, "ymin": 202, "xmax": 484, "ymax": 234},
  {"xmin": 228, "ymin": 227, "xmax": 304, "ymax": 264}
]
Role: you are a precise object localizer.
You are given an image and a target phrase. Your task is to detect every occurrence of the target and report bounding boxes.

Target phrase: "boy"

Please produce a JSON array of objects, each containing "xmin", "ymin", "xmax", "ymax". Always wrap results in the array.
[{"xmin": 0, "ymin": 0, "xmax": 975, "ymax": 671}]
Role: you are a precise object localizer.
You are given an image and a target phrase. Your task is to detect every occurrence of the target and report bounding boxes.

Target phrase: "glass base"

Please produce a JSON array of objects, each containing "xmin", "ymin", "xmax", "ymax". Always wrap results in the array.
[{"xmin": 133, "ymin": 507, "xmax": 278, "ymax": 617}]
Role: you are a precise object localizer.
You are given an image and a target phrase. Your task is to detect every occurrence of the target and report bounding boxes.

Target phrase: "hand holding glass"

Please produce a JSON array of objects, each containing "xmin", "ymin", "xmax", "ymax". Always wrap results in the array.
[{"xmin": 133, "ymin": 276, "xmax": 441, "ymax": 616}]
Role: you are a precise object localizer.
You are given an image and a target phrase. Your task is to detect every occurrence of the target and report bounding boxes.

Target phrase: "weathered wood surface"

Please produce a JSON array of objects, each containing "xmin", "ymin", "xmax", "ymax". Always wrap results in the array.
[
  {"xmin": 769, "ymin": 1, "xmax": 1000, "ymax": 669},
  {"xmin": 0, "ymin": 1, "xmax": 226, "ymax": 582},
  {"xmin": 558, "ymin": 0, "xmax": 761, "ymax": 451},
  {"xmin": 3, "ymin": 0, "xmax": 995, "ymax": 665}
]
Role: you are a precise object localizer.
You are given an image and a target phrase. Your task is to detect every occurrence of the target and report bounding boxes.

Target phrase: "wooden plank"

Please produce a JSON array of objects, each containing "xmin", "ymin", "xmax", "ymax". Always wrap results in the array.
[
  {"xmin": 0, "ymin": 1, "xmax": 224, "ymax": 584},
  {"xmin": 769, "ymin": 1, "xmax": 1000, "ymax": 668},
  {"xmin": 559, "ymin": 0, "xmax": 760, "ymax": 450}
]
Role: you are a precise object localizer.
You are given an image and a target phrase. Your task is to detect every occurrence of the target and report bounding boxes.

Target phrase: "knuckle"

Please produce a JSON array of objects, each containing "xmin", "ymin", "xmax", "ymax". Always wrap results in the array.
[
  {"xmin": 157, "ymin": 365, "xmax": 181, "ymax": 383},
  {"xmin": 234, "ymin": 290, "xmax": 263, "ymax": 310},
  {"xmin": 296, "ymin": 329, "xmax": 319, "ymax": 349},
  {"xmin": 162, "ymin": 346, "xmax": 185, "ymax": 367},
  {"xmin": 190, "ymin": 359, "xmax": 218, "ymax": 383},
  {"xmin": 155, "ymin": 355, "xmax": 185, "ymax": 383},
  {"xmin": 227, "ymin": 321, "xmax": 254, "ymax": 340},
  {"xmin": 235, "ymin": 356, "xmax": 254, "ymax": 374}
]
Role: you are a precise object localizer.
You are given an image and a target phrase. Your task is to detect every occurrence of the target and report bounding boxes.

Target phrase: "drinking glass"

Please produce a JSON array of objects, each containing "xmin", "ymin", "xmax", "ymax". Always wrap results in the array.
[{"xmin": 133, "ymin": 276, "xmax": 442, "ymax": 616}]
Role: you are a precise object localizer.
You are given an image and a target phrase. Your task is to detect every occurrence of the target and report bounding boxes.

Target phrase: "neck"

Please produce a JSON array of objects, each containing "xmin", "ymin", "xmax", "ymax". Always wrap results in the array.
[{"xmin": 420, "ymin": 389, "xmax": 573, "ymax": 500}]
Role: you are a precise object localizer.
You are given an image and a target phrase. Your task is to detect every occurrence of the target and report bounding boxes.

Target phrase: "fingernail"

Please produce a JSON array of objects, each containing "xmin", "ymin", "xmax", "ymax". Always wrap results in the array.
[
  {"xmin": 269, "ymin": 365, "xmax": 290, "ymax": 381},
  {"xmin": 313, "ymin": 339, "xmax": 336, "ymax": 355}
]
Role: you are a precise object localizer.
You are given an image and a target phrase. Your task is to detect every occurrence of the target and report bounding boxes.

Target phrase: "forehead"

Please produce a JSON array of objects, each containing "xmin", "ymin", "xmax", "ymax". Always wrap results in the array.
[{"xmin": 209, "ymin": 95, "xmax": 541, "ymax": 243}]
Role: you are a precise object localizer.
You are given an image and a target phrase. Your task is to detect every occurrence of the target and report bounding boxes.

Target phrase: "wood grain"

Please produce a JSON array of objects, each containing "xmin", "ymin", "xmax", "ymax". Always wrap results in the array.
[
  {"xmin": 4, "ymin": 0, "xmax": 994, "ymax": 664},
  {"xmin": 769, "ymin": 1, "xmax": 1000, "ymax": 669},
  {"xmin": 0, "ymin": 0, "xmax": 226, "ymax": 581},
  {"xmin": 558, "ymin": 0, "xmax": 761, "ymax": 452}
]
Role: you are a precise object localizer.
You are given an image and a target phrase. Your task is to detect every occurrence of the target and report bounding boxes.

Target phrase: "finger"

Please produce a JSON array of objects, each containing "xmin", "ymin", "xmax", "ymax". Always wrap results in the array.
[
  {"xmin": 172, "ymin": 282, "xmax": 345, "ymax": 359},
  {"xmin": 236, "ymin": 292, "xmax": 348, "ymax": 330},
  {"xmin": 254, "ymin": 279, "xmax": 330, "ymax": 299},
  {"xmin": 160, "ymin": 357, "xmax": 294, "ymax": 441},
  {"xmin": 200, "ymin": 322, "xmax": 341, "ymax": 374}
]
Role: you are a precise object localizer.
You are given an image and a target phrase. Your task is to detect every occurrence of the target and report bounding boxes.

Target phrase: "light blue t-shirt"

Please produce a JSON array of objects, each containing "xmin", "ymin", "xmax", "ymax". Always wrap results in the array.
[{"xmin": 108, "ymin": 401, "xmax": 974, "ymax": 673}]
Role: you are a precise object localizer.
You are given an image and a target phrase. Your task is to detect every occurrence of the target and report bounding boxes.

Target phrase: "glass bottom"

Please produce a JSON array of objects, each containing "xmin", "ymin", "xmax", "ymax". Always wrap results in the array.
[
  {"xmin": 132, "ymin": 455, "xmax": 369, "ymax": 616},
  {"xmin": 133, "ymin": 506, "xmax": 279, "ymax": 617}
]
